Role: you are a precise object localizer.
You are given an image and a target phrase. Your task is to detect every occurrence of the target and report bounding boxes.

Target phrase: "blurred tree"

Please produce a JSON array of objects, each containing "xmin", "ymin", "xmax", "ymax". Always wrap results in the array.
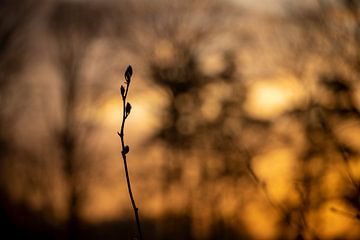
[
  {"xmin": 47, "ymin": 2, "xmax": 109, "ymax": 238},
  {"xmin": 266, "ymin": 0, "xmax": 360, "ymax": 238},
  {"xmin": 119, "ymin": 0, "xmax": 268, "ymax": 238},
  {"xmin": 0, "ymin": 0, "xmax": 62, "ymax": 238},
  {"xmin": 0, "ymin": 0, "xmax": 37, "ymax": 174}
]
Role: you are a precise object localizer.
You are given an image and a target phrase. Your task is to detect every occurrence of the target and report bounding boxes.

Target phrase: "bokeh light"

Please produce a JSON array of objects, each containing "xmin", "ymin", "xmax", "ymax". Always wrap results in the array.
[{"xmin": 0, "ymin": 0, "xmax": 359, "ymax": 239}]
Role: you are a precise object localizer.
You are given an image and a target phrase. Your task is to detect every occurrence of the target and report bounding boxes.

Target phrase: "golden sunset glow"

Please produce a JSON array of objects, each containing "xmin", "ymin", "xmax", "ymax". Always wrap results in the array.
[
  {"xmin": 1, "ymin": 0, "xmax": 360, "ymax": 239},
  {"xmin": 245, "ymin": 76, "xmax": 306, "ymax": 119}
]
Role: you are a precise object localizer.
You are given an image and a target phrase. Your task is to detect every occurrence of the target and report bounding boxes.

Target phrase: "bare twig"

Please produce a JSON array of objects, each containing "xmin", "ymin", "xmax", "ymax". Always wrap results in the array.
[
  {"xmin": 117, "ymin": 65, "xmax": 143, "ymax": 240},
  {"xmin": 330, "ymin": 207, "xmax": 360, "ymax": 221}
]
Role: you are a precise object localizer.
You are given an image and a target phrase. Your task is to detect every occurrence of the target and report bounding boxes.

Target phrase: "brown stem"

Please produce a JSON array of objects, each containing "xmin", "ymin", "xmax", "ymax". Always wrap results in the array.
[{"xmin": 117, "ymin": 66, "xmax": 143, "ymax": 240}]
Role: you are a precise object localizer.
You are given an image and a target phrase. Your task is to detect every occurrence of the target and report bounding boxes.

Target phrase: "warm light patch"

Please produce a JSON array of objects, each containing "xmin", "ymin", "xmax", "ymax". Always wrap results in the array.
[
  {"xmin": 126, "ymin": 88, "xmax": 169, "ymax": 145},
  {"xmin": 243, "ymin": 199, "xmax": 278, "ymax": 239},
  {"xmin": 143, "ymin": 192, "xmax": 164, "ymax": 217},
  {"xmin": 245, "ymin": 76, "xmax": 305, "ymax": 119},
  {"xmin": 81, "ymin": 185, "xmax": 128, "ymax": 223},
  {"xmin": 349, "ymin": 158, "xmax": 360, "ymax": 179},
  {"xmin": 321, "ymin": 166, "xmax": 344, "ymax": 197},
  {"xmin": 354, "ymin": 86, "xmax": 360, "ymax": 110},
  {"xmin": 334, "ymin": 119, "xmax": 360, "ymax": 150},
  {"xmin": 154, "ymin": 39, "xmax": 175, "ymax": 64},
  {"xmin": 97, "ymin": 87, "xmax": 168, "ymax": 146},
  {"xmin": 98, "ymin": 97, "xmax": 122, "ymax": 127},
  {"xmin": 253, "ymin": 148, "xmax": 298, "ymax": 202},
  {"xmin": 200, "ymin": 81, "xmax": 233, "ymax": 121},
  {"xmin": 200, "ymin": 53, "xmax": 225, "ymax": 76},
  {"xmin": 310, "ymin": 201, "xmax": 360, "ymax": 239}
]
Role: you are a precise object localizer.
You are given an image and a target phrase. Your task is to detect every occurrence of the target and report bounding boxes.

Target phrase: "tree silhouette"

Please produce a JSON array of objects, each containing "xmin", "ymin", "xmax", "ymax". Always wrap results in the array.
[
  {"xmin": 47, "ymin": 2, "xmax": 108, "ymax": 238},
  {"xmin": 264, "ymin": 1, "xmax": 360, "ymax": 238}
]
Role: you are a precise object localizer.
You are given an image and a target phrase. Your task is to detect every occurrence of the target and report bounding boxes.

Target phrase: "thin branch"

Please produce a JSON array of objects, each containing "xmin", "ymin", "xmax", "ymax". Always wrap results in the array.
[
  {"xmin": 330, "ymin": 207, "xmax": 360, "ymax": 221},
  {"xmin": 117, "ymin": 65, "xmax": 143, "ymax": 240}
]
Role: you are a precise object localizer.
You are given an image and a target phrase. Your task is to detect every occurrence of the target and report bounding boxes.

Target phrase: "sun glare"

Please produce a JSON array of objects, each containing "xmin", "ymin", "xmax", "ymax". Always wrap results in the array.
[{"xmin": 245, "ymin": 76, "xmax": 305, "ymax": 119}]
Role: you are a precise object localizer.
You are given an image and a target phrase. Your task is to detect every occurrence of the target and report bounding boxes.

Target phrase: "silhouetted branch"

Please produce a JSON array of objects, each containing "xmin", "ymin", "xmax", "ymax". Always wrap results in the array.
[
  {"xmin": 330, "ymin": 207, "xmax": 360, "ymax": 221},
  {"xmin": 117, "ymin": 65, "xmax": 143, "ymax": 240}
]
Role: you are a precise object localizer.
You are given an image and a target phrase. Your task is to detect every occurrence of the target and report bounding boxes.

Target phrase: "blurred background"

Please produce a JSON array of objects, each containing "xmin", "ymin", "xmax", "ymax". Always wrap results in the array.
[{"xmin": 0, "ymin": 0, "xmax": 360, "ymax": 239}]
